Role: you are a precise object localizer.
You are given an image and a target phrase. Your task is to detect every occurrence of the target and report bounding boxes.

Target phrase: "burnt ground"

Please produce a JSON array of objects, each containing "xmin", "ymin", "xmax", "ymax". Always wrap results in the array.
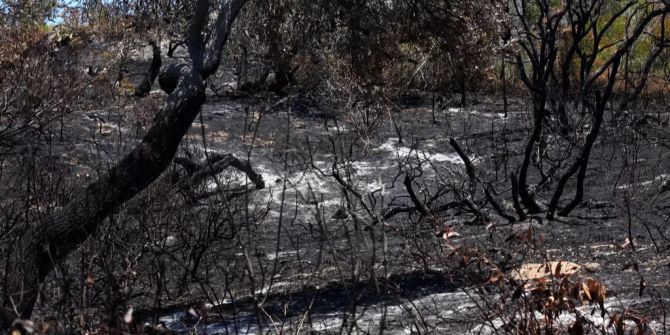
[{"xmin": 35, "ymin": 87, "xmax": 670, "ymax": 334}]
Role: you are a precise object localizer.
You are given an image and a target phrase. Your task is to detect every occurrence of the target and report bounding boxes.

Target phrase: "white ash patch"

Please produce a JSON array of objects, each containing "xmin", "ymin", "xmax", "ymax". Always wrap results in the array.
[
  {"xmin": 377, "ymin": 138, "xmax": 471, "ymax": 165},
  {"xmin": 616, "ymin": 174, "xmax": 670, "ymax": 190},
  {"xmin": 265, "ymin": 250, "xmax": 300, "ymax": 261},
  {"xmin": 446, "ymin": 108, "xmax": 507, "ymax": 119},
  {"xmin": 469, "ymin": 298, "xmax": 664, "ymax": 335}
]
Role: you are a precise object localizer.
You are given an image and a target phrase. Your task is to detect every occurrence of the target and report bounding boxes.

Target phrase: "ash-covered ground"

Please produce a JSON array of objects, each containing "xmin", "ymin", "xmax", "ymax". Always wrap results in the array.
[{"xmin": 44, "ymin": 88, "xmax": 670, "ymax": 334}]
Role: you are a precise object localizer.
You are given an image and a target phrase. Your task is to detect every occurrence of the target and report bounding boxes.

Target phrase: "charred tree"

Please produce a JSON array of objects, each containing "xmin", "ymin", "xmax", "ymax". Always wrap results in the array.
[
  {"xmin": 0, "ymin": 0, "xmax": 248, "ymax": 327},
  {"xmin": 547, "ymin": 4, "xmax": 669, "ymax": 218},
  {"xmin": 159, "ymin": 63, "xmax": 187, "ymax": 94},
  {"xmin": 512, "ymin": 0, "xmax": 567, "ymax": 214},
  {"xmin": 134, "ymin": 40, "xmax": 162, "ymax": 97},
  {"xmin": 512, "ymin": 0, "xmax": 669, "ymax": 219}
]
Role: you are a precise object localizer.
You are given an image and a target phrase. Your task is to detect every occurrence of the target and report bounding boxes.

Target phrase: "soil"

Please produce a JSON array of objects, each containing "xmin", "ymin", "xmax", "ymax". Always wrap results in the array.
[{"xmin": 42, "ymin": 87, "xmax": 670, "ymax": 334}]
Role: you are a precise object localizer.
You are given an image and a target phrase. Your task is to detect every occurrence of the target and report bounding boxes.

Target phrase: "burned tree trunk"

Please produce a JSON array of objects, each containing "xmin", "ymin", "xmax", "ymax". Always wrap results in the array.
[
  {"xmin": 511, "ymin": 1, "xmax": 566, "ymax": 215},
  {"xmin": 134, "ymin": 40, "xmax": 162, "ymax": 97},
  {"xmin": 159, "ymin": 63, "xmax": 187, "ymax": 94},
  {"xmin": 517, "ymin": 100, "xmax": 546, "ymax": 214},
  {"xmin": 510, "ymin": 1, "xmax": 668, "ymax": 219},
  {"xmin": 3, "ymin": 69, "xmax": 206, "ymax": 324},
  {"xmin": 547, "ymin": 91, "xmax": 607, "ymax": 219},
  {"xmin": 1, "ymin": 0, "xmax": 248, "ymax": 327}
]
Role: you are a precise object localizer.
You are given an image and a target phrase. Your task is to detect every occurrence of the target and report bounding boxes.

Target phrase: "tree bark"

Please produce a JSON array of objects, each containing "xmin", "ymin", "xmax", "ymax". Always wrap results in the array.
[
  {"xmin": 510, "ymin": 173, "xmax": 527, "ymax": 221},
  {"xmin": 517, "ymin": 101, "xmax": 545, "ymax": 213},
  {"xmin": 135, "ymin": 40, "xmax": 162, "ymax": 97},
  {"xmin": 159, "ymin": 63, "xmax": 188, "ymax": 94},
  {"xmin": 511, "ymin": 2, "xmax": 567, "ymax": 215}
]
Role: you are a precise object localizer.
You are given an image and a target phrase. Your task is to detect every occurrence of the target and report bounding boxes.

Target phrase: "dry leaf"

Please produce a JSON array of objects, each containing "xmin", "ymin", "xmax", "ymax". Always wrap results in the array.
[
  {"xmin": 436, "ymin": 227, "xmax": 461, "ymax": 240},
  {"xmin": 582, "ymin": 282, "xmax": 592, "ymax": 301},
  {"xmin": 123, "ymin": 307, "xmax": 133, "ymax": 324},
  {"xmin": 512, "ymin": 261, "xmax": 580, "ymax": 280},
  {"xmin": 585, "ymin": 278, "xmax": 607, "ymax": 313},
  {"xmin": 446, "ymin": 230, "xmax": 461, "ymax": 239},
  {"xmin": 487, "ymin": 272, "xmax": 504, "ymax": 285},
  {"xmin": 617, "ymin": 238, "xmax": 631, "ymax": 251}
]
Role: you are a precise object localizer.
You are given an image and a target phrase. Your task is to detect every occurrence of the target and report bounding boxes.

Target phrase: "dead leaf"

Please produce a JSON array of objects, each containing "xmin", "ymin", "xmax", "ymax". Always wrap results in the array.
[
  {"xmin": 436, "ymin": 227, "xmax": 461, "ymax": 240},
  {"xmin": 617, "ymin": 238, "xmax": 631, "ymax": 251},
  {"xmin": 582, "ymin": 282, "xmax": 592, "ymax": 301},
  {"xmin": 511, "ymin": 261, "xmax": 581, "ymax": 280},
  {"xmin": 487, "ymin": 272, "xmax": 504, "ymax": 285},
  {"xmin": 123, "ymin": 307, "xmax": 133, "ymax": 324},
  {"xmin": 584, "ymin": 278, "xmax": 607, "ymax": 314},
  {"xmin": 446, "ymin": 230, "xmax": 461, "ymax": 239}
]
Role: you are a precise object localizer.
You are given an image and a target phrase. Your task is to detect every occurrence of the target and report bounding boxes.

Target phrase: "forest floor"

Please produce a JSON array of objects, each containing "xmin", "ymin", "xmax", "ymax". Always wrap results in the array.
[{"xmin": 56, "ymin": 87, "xmax": 670, "ymax": 334}]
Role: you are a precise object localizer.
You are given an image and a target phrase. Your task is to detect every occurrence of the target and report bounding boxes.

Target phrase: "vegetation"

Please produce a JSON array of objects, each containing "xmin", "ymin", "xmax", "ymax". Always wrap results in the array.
[{"xmin": 0, "ymin": 0, "xmax": 669, "ymax": 334}]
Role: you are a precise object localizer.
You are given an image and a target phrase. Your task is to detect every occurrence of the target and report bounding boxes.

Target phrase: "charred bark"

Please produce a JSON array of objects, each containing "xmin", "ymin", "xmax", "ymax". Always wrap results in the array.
[
  {"xmin": 510, "ymin": 173, "xmax": 527, "ymax": 221},
  {"xmin": 159, "ymin": 63, "xmax": 187, "ymax": 94},
  {"xmin": 449, "ymin": 138, "xmax": 475, "ymax": 181},
  {"xmin": 517, "ymin": 102, "xmax": 545, "ymax": 214},
  {"xmin": 134, "ymin": 41, "xmax": 162, "ymax": 97},
  {"xmin": 173, "ymin": 152, "xmax": 265, "ymax": 203},
  {"xmin": 511, "ymin": 1, "xmax": 567, "ymax": 215},
  {"xmin": 403, "ymin": 173, "xmax": 430, "ymax": 217},
  {"xmin": 485, "ymin": 185, "xmax": 516, "ymax": 223}
]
